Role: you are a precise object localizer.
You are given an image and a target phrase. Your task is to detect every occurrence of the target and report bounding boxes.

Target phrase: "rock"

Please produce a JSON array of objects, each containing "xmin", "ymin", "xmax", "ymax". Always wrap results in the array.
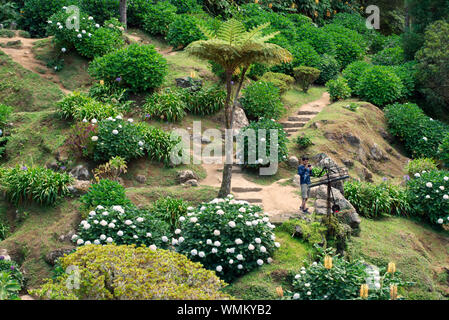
[
  {"xmin": 292, "ymin": 175, "xmax": 301, "ymax": 187},
  {"xmin": 342, "ymin": 159, "xmax": 354, "ymax": 168},
  {"xmin": 311, "ymin": 153, "xmax": 345, "ymax": 193},
  {"xmin": 338, "ymin": 209, "xmax": 362, "ymax": 231},
  {"xmin": 186, "ymin": 179, "xmax": 199, "ymax": 187},
  {"xmin": 344, "ymin": 133, "xmax": 361, "ymax": 147},
  {"xmin": 314, "ymin": 199, "xmax": 329, "ymax": 215},
  {"xmin": 288, "ymin": 156, "xmax": 299, "ymax": 168},
  {"xmin": 0, "ymin": 249, "xmax": 11, "ymax": 261},
  {"xmin": 175, "ymin": 77, "xmax": 202, "ymax": 91},
  {"xmin": 59, "ymin": 230, "xmax": 76, "ymax": 243},
  {"xmin": 369, "ymin": 143, "xmax": 386, "ymax": 161},
  {"xmin": 70, "ymin": 165, "xmax": 90, "ymax": 181},
  {"xmin": 67, "ymin": 180, "xmax": 91, "ymax": 196},
  {"xmin": 216, "ymin": 103, "xmax": 249, "ymax": 136},
  {"xmin": 379, "ymin": 128, "xmax": 393, "ymax": 143},
  {"xmin": 177, "ymin": 170, "xmax": 198, "ymax": 183},
  {"xmin": 324, "ymin": 132, "xmax": 344, "ymax": 143},
  {"xmin": 45, "ymin": 248, "xmax": 74, "ymax": 266},
  {"xmin": 293, "ymin": 225, "xmax": 303, "ymax": 238},
  {"xmin": 361, "ymin": 167, "xmax": 374, "ymax": 182},
  {"xmin": 46, "ymin": 160, "xmax": 59, "ymax": 171},
  {"xmin": 311, "ymin": 121, "xmax": 322, "ymax": 129},
  {"xmin": 136, "ymin": 175, "xmax": 147, "ymax": 184}
]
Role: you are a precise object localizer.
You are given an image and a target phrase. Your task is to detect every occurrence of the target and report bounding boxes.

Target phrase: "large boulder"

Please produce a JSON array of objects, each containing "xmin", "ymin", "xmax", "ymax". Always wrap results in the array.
[
  {"xmin": 45, "ymin": 248, "xmax": 74, "ymax": 266},
  {"xmin": 175, "ymin": 77, "xmax": 202, "ymax": 91},
  {"xmin": 311, "ymin": 153, "xmax": 345, "ymax": 193},
  {"xmin": 70, "ymin": 165, "xmax": 90, "ymax": 181},
  {"xmin": 0, "ymin": 248, "xmax": 11, "ymax": 261},
  {"xmin": 177, "ymin": 170, "xmax": 198, "ymax": 184},
  {"xmin": 67, "ymin": 180, "xmax": 91, "ymax": 196},
  {"xmin": 215, "ymin": 103, "xmax": 249, "ymax": 136},
  {"xmin": 288, "ymin": 156, "xmax": 299, "ymax": 168}
]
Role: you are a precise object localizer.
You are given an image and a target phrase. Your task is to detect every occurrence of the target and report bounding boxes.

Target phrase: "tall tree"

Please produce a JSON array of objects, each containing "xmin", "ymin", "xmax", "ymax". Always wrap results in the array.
[
  {"xmin": 119, "ymin": 0, "xmax": 127, "ymax": 30},
  {"xmin": 186, "ymin": 19, "xmax": 292, "ymax": 197}
]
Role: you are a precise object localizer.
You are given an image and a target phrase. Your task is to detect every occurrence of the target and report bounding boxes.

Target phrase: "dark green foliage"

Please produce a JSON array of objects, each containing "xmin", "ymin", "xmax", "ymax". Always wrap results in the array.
[
  {"xmin": 342, "ymin": 61, "xmax": 372, "ymax": 91},
  {"xmin": 151, "ymin": 197, "xmax": 188, "ymax": 231},
  {"xmin": 88, "ymin": 44, "xmax": 168, "ymax": 93},
  {"xmin": 80, "ymin": 179, "xmax": 131, "ymax": 211},
  {"xmin": 142, "ymin": 1, "xmax": 177, "ymax": 36},
  {"xmin": 240, "ymin": 81, "xmax": 284, "ymax": 121},
  {"xmin": 142, "ymin": 88, "xmax": 187, "ymax": 123},
  {"xmin": 169, "ymin": 0, "xmax": 202, "ymax": 13},
  {"xmin": 293, "ymin": 66, "xmax": 320, "ymax": 93},
  {"xmin": 166, "ymin": 14, "xmax": 205, "ymax": 48},
  {"xmin": 372, "ymin": 46, "xmax": 406, "ymax": 66},
  {"xmin": 316, "ymin": 54, "xmax": 340, "ymax": 85},
  {"xmin": 0, "ymin": 104, "xmax": 12, "ymax": 127},
  {"xmin": 326, "ymin": 77, "xmax": 352, "ymax": 101},
  {"xmin": 438, "ymin": 133, "xmax": 449, "ymax": 168},
  {"xmin": 295, "ymin": 134, "xmax": 313, "ymax": 150},
  {"xmin": 295, "ymin": 23, "xmax": 336, "ymax": 56},
  {"xmin": 392, "ymin": 61, "xmax": 418, "ymax": 99},
  {"xmin": 259, "ymin": 72, "xmax": 295, "ymax": 94},
  {"xmin": 78, "ymin": 0, "xmax": 120, "ymax": 23},
  {"xmin": 183, "ymin": 86, "xmax": 226, "ymax": 115}
]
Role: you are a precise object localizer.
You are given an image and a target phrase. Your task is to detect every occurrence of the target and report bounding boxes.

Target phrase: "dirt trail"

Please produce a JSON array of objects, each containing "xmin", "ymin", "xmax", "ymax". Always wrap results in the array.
[
  {"xmin": 199, "ymin": 92, "xmax": 331, "ymax": 222},
  {"xmin": 0, "ymin": 34, "xmax": 71, "ymax": 94}
]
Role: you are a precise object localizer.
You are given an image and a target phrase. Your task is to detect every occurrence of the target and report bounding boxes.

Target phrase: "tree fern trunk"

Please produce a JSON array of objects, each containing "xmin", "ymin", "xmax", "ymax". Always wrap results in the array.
[
  {"xmin": 218, "ymin": 70, "xmax": 234, "ymax": 198},
  {"xmin": 119, "ymin": 0, "xmax": 127, "ymax": 30}
]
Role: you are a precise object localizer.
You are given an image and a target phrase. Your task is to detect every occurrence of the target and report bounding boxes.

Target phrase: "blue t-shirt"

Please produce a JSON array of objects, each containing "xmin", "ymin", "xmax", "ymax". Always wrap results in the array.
[{"xmin": 298, "ymin": 165, "xmax": 312, "ymax": 185}]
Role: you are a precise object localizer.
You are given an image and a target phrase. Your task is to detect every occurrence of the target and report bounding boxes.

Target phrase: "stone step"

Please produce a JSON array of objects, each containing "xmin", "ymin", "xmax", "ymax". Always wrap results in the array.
[
  {"xmin": 285, "ymin": 128, "xmax": 300, "ymax": 133},
  {"xmin": 280, "ymin": 122, "xmax": 305, "ymax": 128},
  {"xmin": 298, "ymin": 110, "xmax": 319, "ymax": 116},
  {"xmin": 232, "ymin": 187, "xmax": 263, "ymax": 193},
  {"xmin": 235, "ymin": 198, "xmax": 263, "ymax": 204},
  {"xmin": 288, "ymin": 116, "xmax": 312, "ymax": 122}
]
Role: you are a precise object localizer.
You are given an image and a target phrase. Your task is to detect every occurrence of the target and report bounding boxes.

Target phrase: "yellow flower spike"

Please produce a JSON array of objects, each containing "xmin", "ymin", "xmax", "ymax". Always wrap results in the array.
[
  {"xmin": 387, "ymin": 262, "xmax": 396, "ymax": 274},
  {"xmin": 359, "ymin": 284, "xmax": 369, "ymax": 299},
  {"xmin": 276, "ymin": 286, "xmax": 284, "ymax": 297},
  {"xmin": 268, "ymin": 3, "xmax": 273, "ymax": 8},
  {"xmin": 315, "ymin": 0, "xmax": 319, "ymax": 4},
  {"xmin": 254, "ymin": 0, "xmax": 259, "ymax": 3},
  {"xmin": 190, "ymin": 70, "xmax": 196, "ymax": 79},
  {"xmin": 326, "ymin": 10, "xmax": 331, "ymax": 17},
  {"xmin": 390, "ymin": 285, "xmax": 398, "ymax": 300},
  {"xmin": 100, "ymin": 80, "xmax": 104, "ymax": 86},
  {"xmin": 314, "ymin": 11, "xmax": 318, "ymax": 17},
  {"xmin": 324, "ymin": 255, "xmax": 333, "ymax": 269}
]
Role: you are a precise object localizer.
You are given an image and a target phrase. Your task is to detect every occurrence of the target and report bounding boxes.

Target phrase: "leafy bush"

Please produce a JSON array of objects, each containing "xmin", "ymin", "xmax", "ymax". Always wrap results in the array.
[
  {"xmin": 80, "ymin": 179, "xmax": 131, "ymax": 212},
  {"xmin": 247, "ymin": 63, "xmax": 269, "ymax": 80},
  {"xmin": 384, "ymin": 103, "xmax": 449, "ymax": 159},
  {"xmin": 0, "ymin": 104, "xmax": 12, "ymax": 127},
  {"xmin": 316, "ymin": 54, "xmax": 340, "ymax": 85},
  {"xmin": 88, "ymin": 43, "xmax": 168, "ymax": 93},
  {"xmin": 166, "ymin": 14, "xmax": 204, "ymax": 48},
  {"xmin": 290, "ymin": 246, "xmax": 410, "ymax": 300},
  {"xmin": 93, "ymin": 156, "xmax": 127, "ymax": 182},
  {"xmin": 277, "ymin": 219, "xmax": 326, "ymax": 245},
  {"xmin": 78, "ymin": 0, "xmax": 120, "ymax": 23},
  {"xmin": 137, "ymin": 123, "xmax": 181, "ymax": 165},
  {"xmin": 19, "ymin": 0, "xmax": 72, "ymax": 37},
  {"xmin": 91, "ymin": 117, "xmax": 146, "ymax": 162},
  {"xmin": 342, "ymin": 61, "xmax": 372, "ymax": 91},
  {"xmin": 259, "ymin": 72, "xmax": 294, "ymax": 94},
  {"xmin": 0, "ymin": 258, "xmax": 24, "ymax": 288},
  {"xmin": 439, "ymin": 133, "xmax": 449, "ymax": 168},
  {"xmin": 237, "ymin": 118, "xmax": 288, "ymax": 171},
  {"xmin": 0, "ymin": 2, "xmax": 19, "ymax": 29},
  {"xmin": 87, "ymin": 81, "xmax": 130, "ymax": 106},
  {"xmin": 372, "ymin": 46, "xmax": 406, "ymax": 66},
  {"xmin": 57, "ymin": 92, "xmax": 123, "ymax": 121},
  {"xmin": 182, "ymin": 86, "xmax": 225, "ymax": 115},
  {"xmin": 0, "ymin": 29, "xmax": 15, "ymax": 38},
  {"xmin": 356, "ymin": 65, "xmax": 404, "ymax": 107},
  {"xmin": 293, "ymin": 66, "xmax": 320, "ymax": 93},
  {"xmin": 240, "ymin": 82, "xmax": 284, "ymax": 121},
  {"xmin": 295, "ymin": 134, "xmax": 313, "ymax": 150},
  {"xmin": 344, "ymin": 180, "xmax": 410, "ymax": 218},
  {"xmin": 47, "ymin": 9, "xmax": 124, "ymax": 59},
  {"xmin": 169, "ymin": 0, "xmax": 202, "ymax": 13},
  {"xmin": 141, "ymin": 1, "xmax": 177, "ymax": 36},
  {"xmin": 295, "ymin": 24, "xmax": 336, "ymax": 56},
  {"xmin": 0, "ymin": 165, "xmax": 73, "ymax": 206},
  {"xmin": 0, "ymin": 272, "xmax": 21, "ymax": 300},
  {"xmin": 271, "ymin": 41, "xmax": 321, "ymax": 76},
  {"xmin": 31, "ymin": 244, "xmax": 230, "ymax": 300},
  {"xmin": 142, "ymin": 88, "xmax": 187, "ymax": 123},
  {"xmin": 407, "ymin": 170, "xmax": 449, "ymax": 226},
  {"xmin": 326, "ymin": 77, "xmax": 352, "ymax": 101},
  {"xmin": 392, "ymin": 62, "xmax": 417, "ymax": 99},
  {"xmin": 175, "ymin": 195, "xmax": 280, "ymax": 282},
  {"xmin": 73, "ymin": 204, "xmax": 172, "ymax": 248},
  {"xmin": 405, "ymin": 158, "xmax": 438, "ymax": 177},
  {"xmin": 322, "ymin": 24, "xmax": 366, "ymax": 69},
  {"xmin": 151, "ymin": 197, "xmax": 188, "ymax": 232}
]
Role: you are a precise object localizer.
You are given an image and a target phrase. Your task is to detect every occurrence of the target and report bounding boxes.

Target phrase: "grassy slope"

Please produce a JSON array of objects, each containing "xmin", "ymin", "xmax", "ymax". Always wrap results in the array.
[{"xmin": 348, "ymin": 217, "xmax": 449, "ymax": 300}]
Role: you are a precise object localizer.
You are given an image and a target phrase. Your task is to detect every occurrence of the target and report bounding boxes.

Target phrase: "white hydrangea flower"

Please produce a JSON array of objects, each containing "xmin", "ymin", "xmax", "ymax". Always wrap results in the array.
[
  {"xmin": 245, "ymin": 221, "xmax": 252, "ymax": 226},
  {"xmin": 72, "ymin": 234, "xmax": 78, "ymax": 240},
  {"xmin": 307, "ymin": 291, "xmax": 311, "ymax": 296},
  {"xmin": 138, "ymin": 141, "xmax": 144, "ymax": 147},
  {"xmin": 88, "ymin": 16, "xmax": 93, "ymax": 20},
  {"xmin": 102, "ymin": 211, "xmax": 109, "ymax": 216},
  {"xmin": 275, "ymin": 242, "xmax": 280, "ymax": 248},
  {"xmin": 237, "ymin": 264, "xmax": 243, "ymax": 270},
  {"xmin": 305, "ymin": 283, "xmax": 310, "ymax": 288},
  {"xmin": 106, "ymin": 237, "xmax": 113, "ymax": 243},
  {"xmin": 443, "ymin": 195, "xmax": 449, "ymax": 200},
  {"xmin": 239, "ymin": 207, "xmax": 246, "ymax": 213},
  {"xmin": 178, "ymin": 236, "xmax": 184, "ymax": 243},
  {"xmin": 179, "ymin": 216, "xmax": 185, "ymax": 222},
  {"xmin": 216, "ymin": 265, "xmax": 223, "ymax": 272},
  {"xmin": 133, "ymin": 235, "xmax": 138, "ymax": 239},
  {"xmin": 162, "ymin": 236, "xmax": 168, "ymax": 242},
  {"xmin": 190, "ymin": 217, "xmax": 198, "ymax": 223},
  {"xmin": 295, "ymin": 274, "xmax": 301, "ymax": 279},
  {"xmin": 248, "ymin": 244, "xmax": 255, "ymax": 251},
  {"xmin": 77, "ymin": 33, "xmax": 82, "ymax": 38},
  {"xmin": 426, "ymin": 182, "xmax": 433, "ymax": 188},
  {"xmin": 174, "ymin": 229, "xmax": 181, "ymax": 235},
  {"xmin": 414, "ymin": 173, "xmax": 420, "ymax": 178},
  {"xmin": 117, "ymin": 231, "xmax": 124, "ymax": 236},
  {"xmin": 112, "ymin": 129, "xmax": 119, "ymax": 135},
  {"xmin": 77, "ymin": 239, "xmax": 84, "ymax": 245},
  {"xmin": 198, "ymin": 251, "xmax": 205, "ymax": 258},
  {"xmin": 206, "ymin": 239, "xmax": 212, "ymax": 245},
  {"xmin": 444, "ymin": 177, "xmax": 449, "ymax": 181},
  {"xmin": 214, "ymin": 241, "xmax": 221, "ymax": 247},
  {"xmin": 97, "ymin": 205, "xmax": 104, "ymax": 210},
  {"xmin": 235, "ymin": 238, "xmax": 243, "ymax": 245},
  {"xmin": 108, "ymin": 223, "xmax": 115, "ymax": 228},
  {"xmin": 216, "ymin": 209, "xmax": 224, "ymax": 215},
  {"xmin": 236, "ymin": 254, "xmax": 244, "ymax": 260},
  {"xmin": 94, "ymin": 239, "xmax": 100, "ymax": 245},
  {"xmin": 89, "ymin": 211, "xmax": 96, "ymax": 216},
  {"xmin": 95, "ymin": 23, "xmax": 100, "ymax": 28},
  {"xmin": 439, "ymin": 186, "xmax": 445, "ymax": 191},
  {"xmin": 146, "ymin": 232, "xmax": 152, "ymax": 237},
  {"xmin": 426, "ymin": 195, "xmax": 430, "ymax": 199},
  {"xmin": 293, "ymin": 293, "xmax": 300, "ymax": 299},
  {"xmin": 149, "ymin": 244, "xmax": 157, "ymax": 251},
  {"xmin": 211, "ymin": 248, "xmax": 218, "ymax": 253},
  {"xmin": 267, "ymin": 257, "xmax": 273, "ymax": 264},
  {"xmin": 191, "ymin": 249, "xmax": 198, "ymax": 256},
  {"xmin": 422, "ymin": 137, "xmax": 428, "ymax": 141},
  {"xmin": 255, "ymin": 238, "xmax": 261, "ymax": 244},
  {"xmin": 271, "ymin": 235, "xmax": 276, "ymax": 241},
  {"xmin": 228, "ymin": 221, "xmax": 236, "ymax": 228},
  {"xmin": 187, "ymin": 206, "xmax": 194, "ymax": 211},
  {"xmin": 125, "ymin": 220, "xmax": 132, "ymax": 225},
  {"xmin": 136, "ymin": 217, "xmax": 144, "ymax": 223},
  {"xmin": 213, "ymin": 230, "xmax": 220, "ymax": 236},
  {"xmin": 93, "ymin": 220, "xmax": 99, "ymax": 224},
  {"xmin": 100, "ymin": 220, "xmax": 107, "ymax": 226},
  {"xmin": 257, "ymin": 259, "xmax": 264, "ymax": 266},
  {"xmin": 262, "ymin": 217, "xmax": 269, "ymax": 223},
  {"xmin": 437, "ymin": 218, "xmax": 444, "ymax": 224},
  {"xmin": 260, "ymin": 246, "xmax": 267, "ymax": 253},
  {"xmin": 252, "ymin": 220, "xmax": 258, "ymax": 226}
]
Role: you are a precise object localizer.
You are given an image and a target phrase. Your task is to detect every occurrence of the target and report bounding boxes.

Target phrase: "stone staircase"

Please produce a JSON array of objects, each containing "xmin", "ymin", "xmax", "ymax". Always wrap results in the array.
[
  {"xmin": 232, "ymin": 186, "xmax": 264, "ymax": 206},
  {"xmin": 281, "ymin": 110, "xmax": 320, "ymax": 138}
]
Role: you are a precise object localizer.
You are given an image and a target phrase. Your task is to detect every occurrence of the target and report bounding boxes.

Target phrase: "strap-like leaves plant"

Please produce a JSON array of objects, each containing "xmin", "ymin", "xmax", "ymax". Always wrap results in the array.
[{"xmin": 186, "ymin": 19, "xmax": 292, "ymax": 197}]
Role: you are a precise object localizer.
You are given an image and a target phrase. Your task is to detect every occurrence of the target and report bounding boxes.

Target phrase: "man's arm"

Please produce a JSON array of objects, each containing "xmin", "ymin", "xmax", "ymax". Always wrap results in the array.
[{"xmin": 298, "ymin": 165, "xmax": 304, "ymax": 176}]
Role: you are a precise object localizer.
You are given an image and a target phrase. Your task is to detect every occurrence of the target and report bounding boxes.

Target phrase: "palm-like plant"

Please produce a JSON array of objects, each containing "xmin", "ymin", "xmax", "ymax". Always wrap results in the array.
[
  {"xmin": 186, "ymin": 19, "xmax": 292, "ymax": 197},
  {"xmin": 0, "ymin": 272, "xmax": 21, "ymax": 300}
]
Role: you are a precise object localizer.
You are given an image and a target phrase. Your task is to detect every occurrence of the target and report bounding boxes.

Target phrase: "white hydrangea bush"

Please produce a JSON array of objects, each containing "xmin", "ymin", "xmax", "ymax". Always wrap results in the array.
[
  {"xmin": 175, "ymin": 195, "xmax": 280, "ymax": 282},
  {"xmin": 72, "ymin": 205, "xmax": 172, "ymax": 249}
]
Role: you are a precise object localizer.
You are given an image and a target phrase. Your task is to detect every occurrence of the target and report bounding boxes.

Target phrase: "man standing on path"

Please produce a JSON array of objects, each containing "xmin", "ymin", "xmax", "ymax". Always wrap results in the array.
[{"xmin": 298, "ymin": 157, "xmax": 312, "ymax": 213}]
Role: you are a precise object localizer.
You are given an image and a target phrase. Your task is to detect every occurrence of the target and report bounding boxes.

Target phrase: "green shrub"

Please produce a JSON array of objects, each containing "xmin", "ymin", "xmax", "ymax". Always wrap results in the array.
[
  {"xmin": 0, "ymin": 165, "xmax": 73, "ymax": 206},
  {"xmin": 166, "ymin": 14, "xmax": 204, "ymax": 48},
  {"xmin": 175, "ymin": 195, "xmax": 280, "ymax": 282},
  {"xmin": 322, "ymin": 24, "xmax": 366, "ymax": 69},
  {"xmin": 392, "ymin": 61, "xmax": 417, "ymax": 99},
  {"xmin": 0, "ymin": 219, "xmax": 8, "ymax": 241},
  {"xmin": 290, "ymin": 246, "xmax": 410, "ymax": 300},
  {"xmin": 137, "ymin": 123, "xmax": 181, "ymax": 166},
  {"xmin": 295, "ymin": 24, "xmax": 336, "ymax": 56},
  {"xmin": 87, "ymin": 82, "xmax": 130, "ymax": 106},
  {"xmin": 237, "ymin": 118, "xmax": 288, "ymax": 171},
  {"xmin": 272, "ymin": 41, "xmax": 321, "ymax": 76},
  {"xmin": 151, "ymin": 197, "xmax": 188, "ymax": 232},
  {"xmin": 295, "ymin": 134, "xmax": 313, "ymax": 150},
  {"xmin": 0, "ymin": 272, "xmax": 21, "ymax": 300},
  {"xmin": 183, "ymin": 86, "xmax": 225, "ymax": 115},
  {"xmin": 326, "ymin": 77, "xmax": 352, "ymax": 101},
  {"xmin": 0, "ymin": 104, "xmax": 12, "ymax": 127},
  {"xmin": 88, "ymin": 43, "xmax": 168, "ymax": 93},
  {"xmin": 80, "ymin": 179, "xmax": 131, "ymax": 212},
  {"xmin": 142, "ymin": 88, "xmax": 187, "ymax": 123},
  {"xmin": 342, "ymin": 61, "xmax": 372, "ymax": 91},
  {"xmin": 344, "ymin": 180, "xmax": 410, "ymax": 218},
  {"xmin": 277, "ymin": 219, "xmax": 326, "ymax": 245},
  {"xmin": 372, "ymin": 46, "xmax": 406, "ymax": 66},
  {"xmin": 293, "ymin": 66, "xmax": 320, "ymax": 93},
  {"xmin": 73, "ymin": 205, "xmax": 172, "ymax": 248},
  {"xmin": 407, "ymin": 170, "xmax": 449, "ymax": 226},
  {"xmin": 356, "ymin": 65, "xmax": 404, "ymax": 107},
  {"xmin": 47, "ymin": 10, "xmax": 124, "ymax": 59},
  {"xmin": 18, "ymin": 30, "xmax": 31, "ymax": 38},
  {"xmin": 240, "ymin": 81, "xmax": 284, "ymax": 121},
  {"xmin": 405, "ymin": 158, "xmax": 438, "ymax": 177},
  {"xmin": 57, "ymin": 92, "xmax": 123, "ymax": 121},
  {"xmin": 247, "ymin": 63, "xmax": 269, "ymax": 80},
  {"xmin": 31, "ymin": 244, "xmax": 230, "ymax": 300},
  {"xmin": 0, "ymin": 29, "xmax": 15, "ymax": 38},
  {"xmin": 141, "ymin": 1, "xmax": 177, "ymax": 36},
  {"xmin": 439, "ymin": 133, "xmax": 449, "ymax": 169},
  {"xmin": 0, "ymin": 259, "xmax": 24, "ymax": 288},
  {"xmin": 19, "ymin": 0, "xmax": 72, "ymax": 37},
  {"xmin": 78, "ymin": 0, "xmax": 120, "ymax": 23},
  {"xmin": 259, "ymin": 72, "xmax": 295, "ymax": 94},
  {"xmin": 316, "ymin": 54, "xmax": 340, "ymax": 85},
  {"xmin": 91, "ymin": 117, "xmax": 146, "ymax": 162},
  {"xmin": 384, "ymin": 103, "xmax": 449, "ymax": 159},
  {"xmin": 169, "ymin": 0, "xmax": 201, "ymax": 13}
]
